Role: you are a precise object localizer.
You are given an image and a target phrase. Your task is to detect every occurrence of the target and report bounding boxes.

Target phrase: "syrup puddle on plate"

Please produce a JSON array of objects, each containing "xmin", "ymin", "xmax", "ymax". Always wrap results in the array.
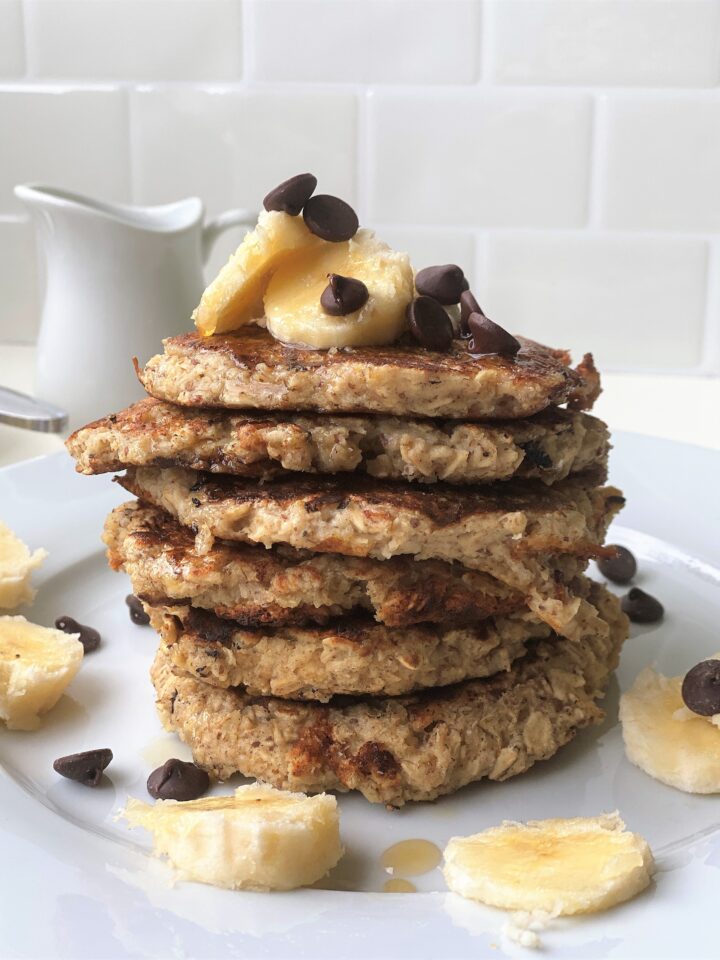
[{"xmin": 380, "ymin": 838, "xmax": 442, "ymax": 891}]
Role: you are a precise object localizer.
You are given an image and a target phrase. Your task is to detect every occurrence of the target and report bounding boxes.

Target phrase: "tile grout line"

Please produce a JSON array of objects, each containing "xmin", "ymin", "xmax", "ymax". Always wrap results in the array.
[{"xmin": 586, "ymin": 93, "xmax": 604, "ymax": 230}]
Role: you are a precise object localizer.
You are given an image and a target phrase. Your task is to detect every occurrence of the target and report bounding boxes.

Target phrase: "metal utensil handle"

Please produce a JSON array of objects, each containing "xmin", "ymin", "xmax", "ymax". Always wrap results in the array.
[{"xmin": 0, "ymin": 385, "xmax": 68, "ymax": 433}]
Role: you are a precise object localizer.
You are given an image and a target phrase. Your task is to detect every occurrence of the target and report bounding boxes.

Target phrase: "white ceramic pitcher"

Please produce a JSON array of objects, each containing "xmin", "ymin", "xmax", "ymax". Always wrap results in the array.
[{"xmin": 15, "ymin": 184, "xmax": 255, "ymax": 432}]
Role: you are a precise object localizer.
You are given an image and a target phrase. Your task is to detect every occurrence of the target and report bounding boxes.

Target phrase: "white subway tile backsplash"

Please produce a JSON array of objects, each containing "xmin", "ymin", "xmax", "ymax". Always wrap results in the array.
[
  {"xmin": 0, "ymin": 1, "xmax": 24, "ymax": 77},
  {"xmin": 0, "ymin": 0, "xmax": 717, "ymax": 373},
  {"xmin": 0, "ymin": 219, "xmax": 38, "ymax": 344},
  {"xmin": 601, "ymin": 95, "xmax": 720, "ymax": 232},
  {"xmin": 131, "ymin": 87, "xmax": 357, "ymax": 218},
  {"xmin": 368, "ymin": 90, "xmax": 592, "ymax": 228},
  {"xmin": 0, "ymin": 86, "xmax": 130, "ymax": 215},
  {"xmin": 482, "ymin": 233, "xmax": 708, "ymax": 370},
  {"xmin": 488, "ymin": 0, "xmax": 720, "ymax": 88},
  {"xmin": 250, "ymin": 0, "xmax": 479, "ymax": 85},
  {"xmin": 370, "ymin": 226, "xmax": 476, "ymax": 288},
  {"xmin": 130, "ymin": 87, "xmax": 238, "ymax": 219},
  {"xmin": 24, "ymin": 0, "xmax": 243, "ymax": 81}
]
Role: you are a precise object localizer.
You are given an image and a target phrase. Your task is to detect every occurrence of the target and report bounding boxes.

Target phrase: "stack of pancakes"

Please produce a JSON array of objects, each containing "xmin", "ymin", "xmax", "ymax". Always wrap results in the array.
[{"xmin": 67, "ymin": 327, "xmax": 628, "ymax": 806}]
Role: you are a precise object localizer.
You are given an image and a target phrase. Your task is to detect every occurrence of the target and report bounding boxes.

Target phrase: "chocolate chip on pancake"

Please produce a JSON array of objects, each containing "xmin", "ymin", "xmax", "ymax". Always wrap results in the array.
[
  {"xmin": 681, "ymin": 659, "xmax": 720, "ymax": 716},
  {"xmin": 467, "ymin": 313, "xmax": 521, "ymax": 358},
  {"xmin": 597, "ymin": 546, "xmax": 637, "ymax": 585},
  {"xmin": 415, "ymin": 265, "xmax": 469, "ymax": 305},
  {"xmin": 55, "ymin": 615, "xmax": 101, "ymax": 653},
  {"xmin": 621, "ymin": 587, "xmax": 664, "ymax": 624},
  {"xmin": 407, "ymin": 296, "xmax": 453, "ymax": 351},
  {"xmin": 263, "ymin": 173, "xmax": 317, "ymax": 216},
  {"xmin": 303, "ymin": 195, "xmax": 358, "ymax": 242},
  {"xmin": 147, "ymin": 758, "xmax": 210, "ymax": 801},
  {"xmin": 459, "ymin": 290, "xmax": 483, "ymax": 336},
  {"xmin": 126, "ymin": 593, "xmax": 150, "ymax": 625},
  {"xmin": 53, "ymin": 748, "xmax": 113, "ymax": 787},
  {"xmin": 320, "ymin": 274, "xmax": 369, "ymax": 316}
]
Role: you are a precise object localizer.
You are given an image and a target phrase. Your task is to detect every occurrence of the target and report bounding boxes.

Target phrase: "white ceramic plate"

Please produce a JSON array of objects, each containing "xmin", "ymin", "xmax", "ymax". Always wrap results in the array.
[{"xmin": 1, "ymin": 434, "xmax": 719, "ymax": 960}]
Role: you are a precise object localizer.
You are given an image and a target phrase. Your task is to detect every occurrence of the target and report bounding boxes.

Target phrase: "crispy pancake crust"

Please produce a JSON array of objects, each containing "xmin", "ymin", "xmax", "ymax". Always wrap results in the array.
[
  {"xmin": 117, "ymin": 469, "xmax": 623, "ymax": 640},
  {"xmin": 138, "ymin": 327, "xmax": 601, "ymax": 419},
  {"xmin": 151, "ymin": 602, "xmax": 553, "ymax": 700},
  {"xmin": 151, "ymin": 583, "xmax": 627, "ymax": 805},
  {"xmin": 104, "ymin": 501, "xmax": 534, "ymax": 627},
  {"xmin": 68, "ymin": 398, "xmax": 609, "ymax": 486}
]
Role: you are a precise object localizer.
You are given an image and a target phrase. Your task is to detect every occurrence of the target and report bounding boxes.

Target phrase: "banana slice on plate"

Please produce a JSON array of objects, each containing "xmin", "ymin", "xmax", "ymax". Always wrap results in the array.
[
  {"xmin": 443, "ymin": 813, "xmax": 653, "ymax": 916},
  {"xmin": 620, "ymin": 662, "xmax": 720, "ymax": 793},
  {"xmin": 0, "ymin": 522, "xmax": 46, "ymax": 610},
  {"xmin": 194, "ymin": 211, "xmax": 321, "ymax": 336},
  {"xmin": 0, "ymin": 615, "xmax": 83, "ymax": 730},
  {"xmin": 122, "ymin": 782, "xmax": 343, "ymax": 891},
  {"xmin": 265, "ymin": 229, "xmax": 414, "ymax": 349}
]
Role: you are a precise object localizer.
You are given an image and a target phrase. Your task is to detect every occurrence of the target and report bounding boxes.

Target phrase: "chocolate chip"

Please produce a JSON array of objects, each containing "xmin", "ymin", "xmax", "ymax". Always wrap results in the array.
[
  {"xmin": 53, "ymin": 748, "xmax": 112, "ymax": 787},
  {"xmin": 125, "ymin": 594, "xmax": 150, "ymax": 626},
  {"xmin": 597, "ymin": 546, "xmax": 637, "ymax": 585},
  {"xmin": 521, "ymin": 440, "xmax": 553, "ymax": 470},
  {"xmin": 54, "ymin": 615, "xmax": 101, "ymax": 653},
  {"xmin": 303, "ymin": 195, "xmax": 358, "ymax": 242},
  {"xmin": 263, "ymin": 173, "xmax": 317, "ymax": 216},
  {"xmin": 459, "ymin": 290, "xmax": 483, "ymax": 336},
  {"xmin": 681, "ymin": 660, "xmax": 720, "ymax": 716},
  {"xmin": 621, "ymin": 587, "xmax": 664, "ymax": 624},
  {"xmin": 147, "ymin": 758, "xmax": 210, "ymax": 801},
  {"xmin": 467, "ymin": 313, "xmax": 521, "ymax": 357},
  {"xmin": 320, "ymin": 274, "xmax": 369, "ymax": 316},
  {"xmin": 406, "ymin": 297, "xmax": 453, "ymax": 352},
  {"xmin": 415, "ymin": 265, "xmax": 468, "ymax": 306}
]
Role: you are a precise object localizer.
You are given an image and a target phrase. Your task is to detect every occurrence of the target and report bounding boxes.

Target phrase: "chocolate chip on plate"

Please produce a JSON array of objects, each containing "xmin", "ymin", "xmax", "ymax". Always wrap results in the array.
[
  {"xmin": 147, "ymin": 758, "xmax": 210, "ymax": 801},
  {"xmin": 621, "ymin": 587, "xmax": 664, "ymax": 624},
  {"xmin": 125, "ymin": 594, "xmax": 150, "ymax": 626},
  {"xmin": 597, "ymin": 546, "xmax": 637, "ymax": 585},
  {"xmin": 459, "ymin": 290, "xmax": 483, "ymax": 336},
  {"xmin": 406, "ymin": 296, "xmax": 453, "ymax": 352},
  {"xmin": 681, "ymin": 659, "xmax": 720, "ymax": 716},
  {"xmin": 414, "ymin": 264, "xmax": 469, "ymax": 306},
  {"xmin": 303, "ymin": 195, "xmax": 359, "ymax": 242},
  {"xmin": 467, "ymin": 313, "xmax": 521, "ymax": 357},
  {"xmin": 54, "ymin": 615, "xmax": 101, "ymax": 653},
  {"xmin": 53, "ymin": 748, "xmax": 113, "ymax": 787},
  {"xmin": 320, "ymin": 274, "xmax": 369, "ymax": 316},
  {"xmin": 263, "ymin": 173, "xmax": 317, "ymax": 216}
]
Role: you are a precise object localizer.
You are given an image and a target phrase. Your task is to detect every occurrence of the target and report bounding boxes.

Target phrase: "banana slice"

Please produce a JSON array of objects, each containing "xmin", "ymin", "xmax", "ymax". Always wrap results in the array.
[
  {"xmin": 0, "ymin": 615, "xmax": 83, "ymax": 730},
  {"xmin": 0, "ymin": 522, "xmax": 47, "ymax": 610},
  {"xmin": 122, "ymin": 782, "xmax": 343, "ymax": 891},
  {"xmin": 194, "ymin": 211, "xmax": 321, "ymax": 336},
  {"xmin": 620, "ymin": 663, "xmax": 720, "ymax": 793},
  {"xmin": 443, "ymin": 813, "xmax": 653, "ymax": 916},
  {"xmin": 264, "ymin": 229, "xmax": 414, "ymax": 348}
]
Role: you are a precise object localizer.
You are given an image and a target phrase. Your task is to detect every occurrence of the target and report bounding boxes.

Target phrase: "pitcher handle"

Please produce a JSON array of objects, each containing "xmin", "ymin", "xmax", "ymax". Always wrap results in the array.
[{"xmin": 201, "ymin": 209, "xmax": 257, "ymax": 264}]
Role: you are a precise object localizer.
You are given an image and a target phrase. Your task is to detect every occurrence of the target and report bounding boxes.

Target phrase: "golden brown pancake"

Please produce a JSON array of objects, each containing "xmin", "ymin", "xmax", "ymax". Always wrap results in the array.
[
  {"xmin": 149, "ymin": 601, "xmax": 553, "ymax": 701},
  {"xmin": 151, "ymin": 582, "xmax": 627, "ymax": 805},
  {"xmin": 138, "ymin": 327, "xmax": 601, "ymax": 419},
  {"xmin": 68, "ymin": 397, "xmax": 608, "ymax": 486},
  {"xmin": 115, "ymin": 470, "xmax": 622, "ymax": 641}
]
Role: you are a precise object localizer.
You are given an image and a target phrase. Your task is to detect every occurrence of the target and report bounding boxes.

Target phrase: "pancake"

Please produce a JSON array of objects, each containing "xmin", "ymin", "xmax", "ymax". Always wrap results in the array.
[
  {"xmin": 149, "ymin": 602, "xmax": 554, "ymax": 701},
  {"xmin": 151, "ymin": 582, "xmax": 627, "ymax": 805},
  {"xmin": 104, "ymin": 501, "xmax": 533, "ymax": 627},
  {"xmin": 68, "ymin": 398, "xmax": 608, "ymax": 487},
  {"xmin": 116, "ymin": 469, "xmax": 622, "ymax": 640},
  {"xmin": 138, "ymin": 327, "xmax": 601, "ymax": 420}
]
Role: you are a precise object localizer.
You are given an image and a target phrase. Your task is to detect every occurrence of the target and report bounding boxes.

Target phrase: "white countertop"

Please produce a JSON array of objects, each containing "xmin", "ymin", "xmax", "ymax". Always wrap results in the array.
[{"xmin": 2, "ymin": 344, "xmax": 719, "ymax": 469}]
